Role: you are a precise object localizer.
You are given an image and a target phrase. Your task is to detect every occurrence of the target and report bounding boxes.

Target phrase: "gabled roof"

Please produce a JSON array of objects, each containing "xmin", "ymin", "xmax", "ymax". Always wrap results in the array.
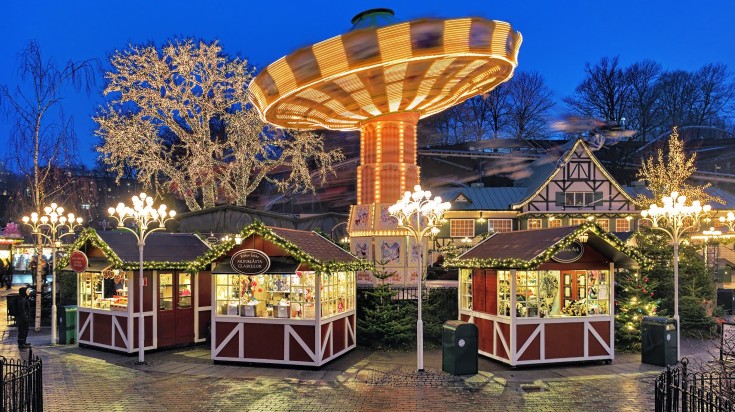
[
  {"xmin": 448, "ymin": 222, "xmax": 647, "ymax": 270},
  {"xmin": 58, "ymin": 228, "xmax": 211, "ymax": 271},
  {"xmin": 511, "ymin": 139, "xmax": 637, "ymax": 209},
  {"xmin": 192, "ymin": 221, "xmax": 370, "ymax": 273},
  {"xmin": 441, "ymin": 187, "xmax": 527, "ymax": 211}
]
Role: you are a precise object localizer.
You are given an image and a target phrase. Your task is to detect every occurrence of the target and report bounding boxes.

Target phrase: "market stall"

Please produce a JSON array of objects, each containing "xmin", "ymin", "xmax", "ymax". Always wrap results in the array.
[
  {"xmin": 449, "ymin": 223, "xmax": 646, "ymax": 366},
  {"xmin": 198, "ymin": 222, "xmax": 366, "ymax": 367},
  {"xmin": 60, "ymin": 229, "xmax": 211, "ymax": 353}
]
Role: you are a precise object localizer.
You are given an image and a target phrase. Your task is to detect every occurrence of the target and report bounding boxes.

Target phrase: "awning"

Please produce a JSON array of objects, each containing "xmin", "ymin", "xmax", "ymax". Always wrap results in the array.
[
  {"xmin": 59, "ymin": 258, "xmax": 112, "ymax": 272},
  {"xmin": 212, "ymin": 256, "xmax": 301, "ymax": 274}
]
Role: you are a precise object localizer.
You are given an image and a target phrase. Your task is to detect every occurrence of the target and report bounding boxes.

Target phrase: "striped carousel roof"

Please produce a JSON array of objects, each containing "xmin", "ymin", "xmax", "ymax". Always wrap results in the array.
[{"xmin": 248, "ymin": 13, "xmax": 522, "ymax": 130}]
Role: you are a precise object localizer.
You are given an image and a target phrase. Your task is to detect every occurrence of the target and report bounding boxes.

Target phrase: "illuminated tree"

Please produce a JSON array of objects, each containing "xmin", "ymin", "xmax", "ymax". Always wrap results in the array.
[
  {"xmin": 615, "ymin": 270, "xmax": 659, "ymax": 351},
  {"xmin": 95, "ymin": 39, "xmax": 343, "ymax": 211},
  {"xmin": 636, "ymin": 126, "xmax": 722, "ymax": 206}
]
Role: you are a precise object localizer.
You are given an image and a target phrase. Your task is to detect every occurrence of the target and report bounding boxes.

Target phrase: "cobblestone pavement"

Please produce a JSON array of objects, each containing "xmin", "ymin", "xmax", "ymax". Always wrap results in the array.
[{"xmin": 0, "ymin": 288, "xmax": 722, "ymax": 411}]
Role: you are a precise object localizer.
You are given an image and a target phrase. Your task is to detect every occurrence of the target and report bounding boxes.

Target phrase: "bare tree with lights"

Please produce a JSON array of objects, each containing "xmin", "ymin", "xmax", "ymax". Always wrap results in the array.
[
  {"xmin": 95, "ymin": 39, "xmax": 343, "ymax": 211},
  {"xmin": 0, "ymin": 40, "xmax": 95, "ymax": 330}
]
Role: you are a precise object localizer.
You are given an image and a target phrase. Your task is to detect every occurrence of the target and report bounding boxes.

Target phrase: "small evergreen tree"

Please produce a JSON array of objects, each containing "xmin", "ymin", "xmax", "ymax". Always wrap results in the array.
[
  {"xmin": 357, "ymin": 263, "xmax": 416, "ymax": 349},
  {"xmin": 615, "ymin": 270, "xmax": 659, "ymax": 351}
]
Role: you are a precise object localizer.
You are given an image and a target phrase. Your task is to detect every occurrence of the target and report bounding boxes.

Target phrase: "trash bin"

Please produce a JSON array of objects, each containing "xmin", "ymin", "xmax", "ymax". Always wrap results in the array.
[
  {"xmin": 58, "ymin": 305, "xmax": 78, "ymax": 344},
  {"xmin": 641, "ymin": 316, "xmax": 677, "ymax": 366},
  {"xmin": 442, "ymin": 320, "xmax": 478, "ymax": 375},
  {"xmin": 6, "ymin": 293, "xmax": 19, "ymax": 326}
]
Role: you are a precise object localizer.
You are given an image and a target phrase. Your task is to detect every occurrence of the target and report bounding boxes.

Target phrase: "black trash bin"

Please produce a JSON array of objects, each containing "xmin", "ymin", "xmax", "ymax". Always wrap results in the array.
[
  {"xmin": 6, "ymin": 293, "xmax": 20, "ymax": 326},
  {"xmin": 641, "ymin": 316, "xmax": 678, "ymax": 366},
  {"xmin": 58, "ymin": 305, "xmax": 78, "ymax": 344},
  {"xmin": 442, "ymin": 320, "xmax": 478, "ymax": 375}
]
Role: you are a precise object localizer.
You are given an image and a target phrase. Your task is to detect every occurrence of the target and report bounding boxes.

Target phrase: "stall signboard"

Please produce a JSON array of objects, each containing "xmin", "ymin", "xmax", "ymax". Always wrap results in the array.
[
  {"xmin": 721, "ymin": 323, "xmax": 735, "ymax": 360},
  {"xmin": 231, "ymin": 249, "xmax": 271, "ymax": 275},
  {"xmin": 70, "ymin": 251, "xmax": 89, "ymax": 272},
  {"xmin": 552, "ymin": 241, "xmax": 584, "ymax": 263}
]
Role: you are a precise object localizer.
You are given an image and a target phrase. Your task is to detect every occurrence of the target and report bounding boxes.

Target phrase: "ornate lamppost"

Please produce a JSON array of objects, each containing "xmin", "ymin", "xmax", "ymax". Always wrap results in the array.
[
  {"xmin": 108, "ymin": 193, "xmax": 175, "ymax": 363},
  {"xmin": 640, "ymin": 191, "xmax": 710, "ymax": 361},
  {"xmin": 388, "ymin": 185, "xmax": 450, "ymax": 371},
  {"xmin": 720, "ymin": 212, "xmax": 735, "ymax": 233},
  {"xmin": 22, "ymin": 204, "xmax": 84, "ymax": 343}
]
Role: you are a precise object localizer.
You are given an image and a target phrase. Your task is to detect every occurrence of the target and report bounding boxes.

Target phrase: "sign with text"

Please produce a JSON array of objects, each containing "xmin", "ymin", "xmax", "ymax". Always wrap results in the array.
[
  {"xmin": 69, "ymin": 251, "xmax": 89, "ymax": 273},
  {"xmin": 552, "ymin": 241, "xmax": 585, "ymax": 263},
  {"xmin": 230, "ymin": 249, "xmax": 271, "ymax": 275}
]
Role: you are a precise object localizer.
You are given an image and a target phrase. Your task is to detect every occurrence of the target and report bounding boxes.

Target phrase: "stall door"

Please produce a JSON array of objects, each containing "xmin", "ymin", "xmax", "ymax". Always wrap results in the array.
[
  {"xmin": 561, "ymin": 270, "xmax": 587, "ymax": 311},
  {"xmin": 157, "ymin": 272, "xmax": 195, "ymax": 347}
]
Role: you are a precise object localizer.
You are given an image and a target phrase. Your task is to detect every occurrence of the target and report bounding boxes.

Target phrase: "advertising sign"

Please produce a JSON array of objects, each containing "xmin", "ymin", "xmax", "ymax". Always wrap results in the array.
[
  {"xmin": 230, "ymin": 249, "xmax": 271, "ymax": 275},
  {"xmin": 69, "ymin": 251, "xmax": 89, "ymax": 273}
]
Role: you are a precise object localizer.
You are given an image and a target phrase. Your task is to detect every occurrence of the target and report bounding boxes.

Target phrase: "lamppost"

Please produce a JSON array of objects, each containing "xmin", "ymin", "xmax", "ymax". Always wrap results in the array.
[
  {"xmin": 720, "ymin": 212, "xmax": 735, "ymax": 233},
  {"xmin": 388, "ymin": 184, "xmax": 450, "ymax": 371},
  {"xmin": 22, "ymin": 204, "xmax": 84, "ymax": 343},
  {"xmin": 108, "ymin": 193, "xmax": 175, "ymax": 363},
  {"xmin": 640, "ymin": 191, "xmax": 710, "ymax": 362}
]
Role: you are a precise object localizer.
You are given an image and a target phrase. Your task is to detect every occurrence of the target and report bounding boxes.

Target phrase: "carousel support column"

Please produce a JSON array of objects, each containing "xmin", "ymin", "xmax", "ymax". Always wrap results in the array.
[{"xmin": 510, "ymin": 269, "xmax": 517, "ymax": 364}]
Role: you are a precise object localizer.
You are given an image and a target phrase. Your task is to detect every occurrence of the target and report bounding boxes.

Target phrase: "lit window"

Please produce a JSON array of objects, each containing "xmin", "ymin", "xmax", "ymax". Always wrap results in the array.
[
  {"xmin": 450, "ymin": 219, "xmax": 475, "ymax": 238},
  {"xmin": 548, "ymin": 219, "xmax": 562, "ymax": 228},
  {"xmin": 570, "ymin": 218, "xmax": 586, "ymax": 226},
  {"xmin": 564, "ymin": 192, "xmax": 601, "ymax": 207},
  {"xmin": 616, "ymin": 218, "xmax": 631, "ymax": 232},
  {"xmin": 82, "ymin": 204, "xmax": 90, "ymax": 210},
  {"xmin": 527, "ymin": 219, "xmax": 542, "ymax": 230},
  {"xmin": 596, "ymin": 219, "xmax": 609, "ymax": 231},
  {"xmin": 487, "ymin": 219, "xmax": 513, "ymax": 233}
]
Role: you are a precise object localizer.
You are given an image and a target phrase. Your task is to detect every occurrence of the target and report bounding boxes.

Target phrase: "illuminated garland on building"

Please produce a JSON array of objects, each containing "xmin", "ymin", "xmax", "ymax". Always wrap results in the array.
[{"xmin": 446, "ymin": 222, "xmax": 650, "ymax": 270}]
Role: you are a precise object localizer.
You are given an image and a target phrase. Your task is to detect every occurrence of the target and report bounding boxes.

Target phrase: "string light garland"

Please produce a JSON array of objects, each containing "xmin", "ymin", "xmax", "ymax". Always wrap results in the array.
[{"xmin": 446, "ymin": 222, "xmax": 650, "ymax": 270}]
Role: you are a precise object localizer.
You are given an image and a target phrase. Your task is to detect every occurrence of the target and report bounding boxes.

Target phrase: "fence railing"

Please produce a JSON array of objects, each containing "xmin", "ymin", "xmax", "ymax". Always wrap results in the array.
[
  {"xmin": 1, "ymin": 350, "xmax": 43, "ymax": 412},
  {"xmin": 654, "ymin": 358, "xmax": 734, "ymax": 412}
]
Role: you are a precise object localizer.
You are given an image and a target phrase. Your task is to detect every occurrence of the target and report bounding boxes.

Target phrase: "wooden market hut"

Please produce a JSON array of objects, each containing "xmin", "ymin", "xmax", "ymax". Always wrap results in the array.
[
  {"xmin": 59, "ymin": 228, "xmax": 212, "ymax": 353},
  {"xmin": 194, "ymin": 221, "xmax": 367, "ymax": 367},
  {"xmin": 448, "ymin": 222, "xmax": 647, "ymax": 367}
]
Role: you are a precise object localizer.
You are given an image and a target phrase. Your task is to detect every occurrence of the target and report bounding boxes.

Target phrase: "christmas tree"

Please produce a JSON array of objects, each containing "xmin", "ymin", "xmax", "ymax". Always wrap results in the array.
[{"xmin": 615, "ymin": 270, "xmax": 659, "ymax": 351}]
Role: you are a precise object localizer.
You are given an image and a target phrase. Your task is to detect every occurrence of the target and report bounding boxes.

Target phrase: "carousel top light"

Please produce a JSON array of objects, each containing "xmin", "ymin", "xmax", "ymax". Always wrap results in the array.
[{"xmin": 248, "ymin": 9, "xmax": 522, "ymax": 130}]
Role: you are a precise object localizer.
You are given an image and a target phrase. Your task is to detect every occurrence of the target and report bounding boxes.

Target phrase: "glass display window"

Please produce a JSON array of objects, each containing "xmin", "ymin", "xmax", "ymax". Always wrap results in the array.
[
  {"xmin": 178, "ymin": 273, "xmax": 192, "ymax": 309},
  {"xmin": 159, "ymin": 273, "xmax": 174, "ymax": 310},
  {"xmin": 497, "ymin": 270, "xmax": 561, "ymax": 318},
  {"xmin": 459, "ymin": 269, "xmax": 472, "ymax": 310},
  {"xmin": 320, "ymin": 271, "xmax": 355, "ymax": 317},
  {"xmin": 561, "ymin": 270, "xmax": 609, "ymax": 316},
  {"xmin": 79, "ymin": 271, "xmax": 128, "ymax": 310},
  {"xmin": 497, "ymin": 270, "xmax": 511, "ymax": 316}
]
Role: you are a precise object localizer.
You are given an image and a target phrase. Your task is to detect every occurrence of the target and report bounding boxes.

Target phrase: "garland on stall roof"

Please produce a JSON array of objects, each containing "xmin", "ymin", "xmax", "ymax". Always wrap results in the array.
[
  {"xmin": 446, "ymin": 222, "xmax": 650, "ymax": 270},
  {"xmin": 187, "ymin": 221, "xmax": 373, "ymax": 273}
]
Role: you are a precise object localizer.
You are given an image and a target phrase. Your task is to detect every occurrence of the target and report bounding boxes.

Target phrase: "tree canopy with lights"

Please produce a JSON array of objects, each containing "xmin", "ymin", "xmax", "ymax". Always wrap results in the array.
[{"xmin": 95, "ymin": 39, "xmax": 343, "ymax": 211}]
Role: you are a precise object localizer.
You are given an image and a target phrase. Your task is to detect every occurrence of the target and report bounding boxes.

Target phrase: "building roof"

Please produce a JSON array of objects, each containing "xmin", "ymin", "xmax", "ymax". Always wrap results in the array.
[
  {"xmin": 269, "ymin": 227, "xmax": 357, "ymax": 263},
  {"xmin": 441, "ymin": 187, "xmax": 527, "ymax": 211},
  {"xmin": 449, "ymin": 222, "xmax": 646, "ymax": 270}
]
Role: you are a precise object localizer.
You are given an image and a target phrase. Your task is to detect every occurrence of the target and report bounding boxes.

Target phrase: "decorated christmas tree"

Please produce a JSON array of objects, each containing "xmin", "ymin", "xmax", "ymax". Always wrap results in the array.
[{"xmin": 615, "ymin": 270, "xmax": 659, "ymax": 351}]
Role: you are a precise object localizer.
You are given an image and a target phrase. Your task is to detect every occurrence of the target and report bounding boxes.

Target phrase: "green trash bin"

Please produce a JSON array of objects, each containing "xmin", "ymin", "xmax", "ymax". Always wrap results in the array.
[
  {"xmin": 641, "ymin": 316, "xmax": 677, "ymax": 366},
  {"xmin": 442, "ymin": 320, "xmax": 478, "ymax": 375},
  {"xmin": 58, "ymin": 305, "xmax": 78, "ymax": 344}
]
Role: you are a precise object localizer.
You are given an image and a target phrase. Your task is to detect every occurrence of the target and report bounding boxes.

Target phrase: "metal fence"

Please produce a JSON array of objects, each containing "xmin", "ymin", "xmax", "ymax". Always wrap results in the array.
[
  {"xmin": 1, "ymin": 350, "xmax": 43, "ymax": 412},
  {"xmin": 654, "ymin": 358, "xmax": 734, "ymax": 412}
]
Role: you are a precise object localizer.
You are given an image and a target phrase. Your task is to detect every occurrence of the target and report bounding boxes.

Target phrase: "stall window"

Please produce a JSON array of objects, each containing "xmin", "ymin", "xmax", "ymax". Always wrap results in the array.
[
  {"xmin": 561, "ymin": 270, "xmax": 609, "ymax": 316},
  {"xmin": 497, "ymin": 271, "xmax": 511, "ymax": 316},
  {"xmin": 516, "ymin": 271, "xmax": 539, "ymax": 317},
  {"xmin": 459, "ymin": 269, "xmax": 472, "ymax": 310},
  {"xmin": 178, "ymin": 273, "xmax": 192, "ymax": 308},
  {"xmin": 159, "ymin": 273, "xmax": 173, "ymax": 310},
  {"xmin": 321, "ymin": 271, "xmax": 355, "ymax": 317},
  {"xmin": 450, "ymin": 219, "xmax": 475, "ymax": 238},
  {"xmin": 497, "ymin": 270, "xmax": 561, "ymax": 318},
  {"xmin": 79, "ymin": 272, "xmax": 127, "ymax": 310}
]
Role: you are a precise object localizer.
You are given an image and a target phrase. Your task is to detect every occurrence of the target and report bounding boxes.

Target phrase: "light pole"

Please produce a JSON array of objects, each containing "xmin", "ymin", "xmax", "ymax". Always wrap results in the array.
[
  {"xmin": 719, "ymin": 212, "xmax": 735, "ymax": 233},
  {"xmin": 640, "ymin": 191, "xmax": 710, "ymax": 362},
  {"xmin": 108, "ymin": 193, "xmax": 175, "ymax": 363},
  {"xmin": 388, "ymin": 184, "xmax": 450, "ymax": 371},
  {"xmin": 22, "ymin": 204, "xmax": 84, "ymax": 343}
]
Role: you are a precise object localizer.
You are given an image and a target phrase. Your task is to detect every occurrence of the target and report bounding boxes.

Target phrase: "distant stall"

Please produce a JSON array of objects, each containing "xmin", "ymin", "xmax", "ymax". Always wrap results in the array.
[
  {"xmin": 60, "ymin": 229, "xmax": 211, "ymax": 353},
  {"xmin": 197, "ymin": 222, "xmax": 366, "ymax": 367},
  {"xmin": 449, "ymin": 223, "xmax": 646, "ymax": 366}
]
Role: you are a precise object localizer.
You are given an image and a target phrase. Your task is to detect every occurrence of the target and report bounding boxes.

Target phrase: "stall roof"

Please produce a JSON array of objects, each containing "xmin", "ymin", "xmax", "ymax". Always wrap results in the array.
[
  {"xmin": 194, "ymin": 221, "xmax": 369, "ymax": 273},
  {"xmin": 449, "ymin": 222, "xmax": 647, "ymax": 270}
]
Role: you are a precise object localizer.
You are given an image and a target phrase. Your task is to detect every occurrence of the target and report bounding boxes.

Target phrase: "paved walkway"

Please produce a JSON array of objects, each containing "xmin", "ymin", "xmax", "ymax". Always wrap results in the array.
[{"xmin": 0, "ymin": 287, "xmax": 726, "ymax": 411}]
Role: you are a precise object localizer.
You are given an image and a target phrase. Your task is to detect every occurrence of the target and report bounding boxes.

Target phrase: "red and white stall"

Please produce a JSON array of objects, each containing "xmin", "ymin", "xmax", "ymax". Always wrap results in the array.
[
  {"xmin": 62, "ymin": 229, "xmax": 211, "ymax": 353},
  {"xmin": 450, "ymin": 223, "xmax": 645, "ymax": 366},
  {"xmin": 202, "ymin": 222, "xmax": 364, "ymax": 367}
]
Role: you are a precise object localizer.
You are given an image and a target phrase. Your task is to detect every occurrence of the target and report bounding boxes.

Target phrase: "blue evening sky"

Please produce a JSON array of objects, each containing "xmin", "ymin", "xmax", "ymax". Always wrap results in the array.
[{"xmin": 1, "ymin": 0, "xmax": 733, "ymax": 166}]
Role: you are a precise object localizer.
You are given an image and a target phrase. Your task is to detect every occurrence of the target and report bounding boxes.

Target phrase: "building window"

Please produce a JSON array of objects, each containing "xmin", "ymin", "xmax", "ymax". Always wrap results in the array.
[
  {"xmin": 570, "ymin": 218, "xmax": 587, "ymax": 226},
  {"xmin": 564, "ymin": 192, "xmax": 602, "ymax": 207},
  {"xmin": 487, "ymin": 219, "xmax": 513, "ymax": 233},
  {"xmin": 596, "ymin": 219, "xmax": 609, "ymax": 231},
  {"xmin": 616, "ymin": 218, "xmax": 631, "ymax": 232},
  {"xmin": 450, "ymin": 219, "xmax": 475, "ymax": 237},
  {"xmin": 527, "ymin": 219, "xmax": 542, "ymax": 230},
  {"xmin": 548, "ymin": 218, "xmax": 562, "ymax": 228}
]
